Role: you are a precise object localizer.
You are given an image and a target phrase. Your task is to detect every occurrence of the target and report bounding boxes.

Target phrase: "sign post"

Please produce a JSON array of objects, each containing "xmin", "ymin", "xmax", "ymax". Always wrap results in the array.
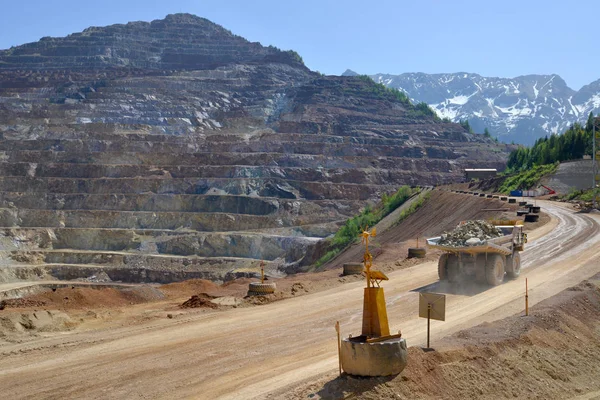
[
  {"xmin": 335, "ymin": 321, "xmax": 342, "ymax": 376},
  {"xmin": 419, "ymin": 292, "xmax": 446, "ymax": 349}
]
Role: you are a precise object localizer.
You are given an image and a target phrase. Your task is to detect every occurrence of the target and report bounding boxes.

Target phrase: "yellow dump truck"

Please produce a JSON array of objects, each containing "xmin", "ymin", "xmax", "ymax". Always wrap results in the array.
[{"xmin": 426, "ymin": 221, "xmax": 527, "ymax": 286}]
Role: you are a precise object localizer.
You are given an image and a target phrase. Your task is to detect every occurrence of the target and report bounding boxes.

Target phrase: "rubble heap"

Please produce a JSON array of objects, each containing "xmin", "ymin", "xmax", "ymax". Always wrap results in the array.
[
  {"xmin": 438, "ymin": 220, "xmax": 503, "ymax": 247},
  {"xmin": 180, "ymin": 293, "xmax": 218, "ymax": 309}
]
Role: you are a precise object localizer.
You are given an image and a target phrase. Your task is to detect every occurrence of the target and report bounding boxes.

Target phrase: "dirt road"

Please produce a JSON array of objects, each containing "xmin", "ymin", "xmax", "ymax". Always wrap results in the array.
[{"xmin": 0, "ymin": 201, "xmax": 598, "ymax": 400}]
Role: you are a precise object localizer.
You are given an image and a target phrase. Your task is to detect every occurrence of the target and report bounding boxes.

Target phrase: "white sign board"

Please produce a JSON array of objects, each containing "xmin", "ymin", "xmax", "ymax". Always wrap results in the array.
[{"xmin": 419, "ymin": 292, "xmax": 446, "ymax": 321}]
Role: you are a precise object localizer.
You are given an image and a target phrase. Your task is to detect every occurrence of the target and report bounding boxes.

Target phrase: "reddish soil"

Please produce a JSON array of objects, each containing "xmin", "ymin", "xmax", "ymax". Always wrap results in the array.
[
  {"xmin": 0, "ymin": 298, "xmax": 47, "ymax": 309},
  {"xmin": 17, "ymin": 286, "xmax": 164, "ymax": 310}
]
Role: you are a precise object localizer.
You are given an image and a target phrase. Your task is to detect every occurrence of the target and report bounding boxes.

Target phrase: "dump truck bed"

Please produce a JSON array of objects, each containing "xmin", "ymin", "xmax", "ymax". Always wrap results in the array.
[{"xmin": 426, "ymin": 226, "xmax": 519, "ymax": 256}]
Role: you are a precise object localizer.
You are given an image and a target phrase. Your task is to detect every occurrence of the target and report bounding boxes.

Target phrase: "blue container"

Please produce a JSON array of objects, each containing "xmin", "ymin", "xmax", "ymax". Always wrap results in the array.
[{"xmin": 510, "ymin": 190, "xmax": 523, "ymax": 197}]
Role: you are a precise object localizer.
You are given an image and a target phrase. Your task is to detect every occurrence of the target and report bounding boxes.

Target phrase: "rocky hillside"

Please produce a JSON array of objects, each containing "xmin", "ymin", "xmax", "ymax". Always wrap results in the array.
[
  {"xmin": 0, "ymin": 14, "xmax": 508, "ymax": 282},
  {"xmin": 343, "ymin": 70, "xmax": 600, "ymax": 145}
]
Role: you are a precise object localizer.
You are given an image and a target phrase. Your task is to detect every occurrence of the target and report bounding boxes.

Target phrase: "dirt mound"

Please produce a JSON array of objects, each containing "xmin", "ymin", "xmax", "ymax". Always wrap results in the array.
[
  {"xmin": 23, "ymin": 286, "xmax": 162, "ymax": 310},
  {"xmin": 0, "ymin": 298, "xmax": 47, "ymax": 309},
  {"xmin": 180, "ymin": 293, "xmax": 218, "ymax": 309},
  {"xmin": 160, "ymin": 278, "xmax": 251, "ymax": 300},
  {"xmin": 0, "ymin": 310, "xmax": 75, "ymax": 338},
  {"xmin": 438, "ymin": 220, "xmax": 503, "ymax": 246},
  {"xmin": 160, "ymin": 279, "xmax": 221, "ymax": 298},
  {"xmin": 289, "ymin": 277, "xmax": 600, "ymax": 400}
]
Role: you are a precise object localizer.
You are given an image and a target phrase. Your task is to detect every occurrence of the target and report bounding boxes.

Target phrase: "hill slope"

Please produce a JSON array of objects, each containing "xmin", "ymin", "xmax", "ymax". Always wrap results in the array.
[{"xmin": 0, "ymin": 14, "xmax": 508, "ymax": 281}]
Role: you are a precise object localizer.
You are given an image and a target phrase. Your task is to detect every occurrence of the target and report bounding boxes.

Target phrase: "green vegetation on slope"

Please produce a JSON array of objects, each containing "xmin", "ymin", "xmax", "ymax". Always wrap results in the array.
[
  {"xmin": 314, "ymin": 186, "xmax": 418, "ymax": 267},
  {"xmin": 507, "ymin": 113, "xmax": 596, "ymax": 172},
  {"xmin": 355, "ymin": 75, "xmax": 440, "ymax": 120},
  {"xmin": 563, "ymin": 188, "xmax": 595, "ymax": 202},
  {"xmin": 394, "ymin": 190, "xmax": 430, "ymax": 225},
  {"xmin": 356, "ymin": 75, "xmax": 411, "ymax": 104},
  {"xmin": 498, "ymin": 163, "xmax": 559, "ymax": 194}
]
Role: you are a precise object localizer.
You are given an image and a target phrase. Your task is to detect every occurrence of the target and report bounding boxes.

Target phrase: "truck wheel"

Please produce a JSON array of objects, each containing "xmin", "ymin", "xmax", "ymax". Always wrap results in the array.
[
  {"xmin": 447, "ymin": 254, "xmax": 460, "ymax": 283},
  {"xmin": 485, "ymin": 254, "xmax": 505, "ymax": 286},
  {"xmin": 438, "ymin": 254, "xmax": 448, "ymax": 280},
  {"xmin": 506, "ymin": 252, "xmax": 521, "ymax": 279}
]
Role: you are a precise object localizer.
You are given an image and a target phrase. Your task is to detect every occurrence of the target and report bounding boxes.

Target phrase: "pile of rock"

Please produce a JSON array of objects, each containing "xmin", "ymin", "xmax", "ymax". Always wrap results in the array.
[
  {"xmin": 438, "ymin": 220, "xmax": 503, "ymax": 247},
  {"xmin": 180, "ymin": 293, "xmax": 218, "ymax": 309}
]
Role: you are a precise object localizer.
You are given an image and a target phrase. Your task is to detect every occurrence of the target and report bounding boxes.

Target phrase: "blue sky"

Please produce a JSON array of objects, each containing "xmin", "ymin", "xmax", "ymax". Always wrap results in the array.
[{"xmin": 1, "ymin": 0, "xmax": 597, "ymax": 89}]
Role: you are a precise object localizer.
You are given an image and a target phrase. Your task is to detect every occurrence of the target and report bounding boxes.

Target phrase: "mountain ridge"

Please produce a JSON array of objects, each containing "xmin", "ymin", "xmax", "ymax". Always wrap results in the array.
[
  {"xmin": 343, "ymin": 69, "xmax": 599, "ymax": 144},
  {"xmin": 0, "ymin": 13, "xmax": 306, "ymax": 72}
]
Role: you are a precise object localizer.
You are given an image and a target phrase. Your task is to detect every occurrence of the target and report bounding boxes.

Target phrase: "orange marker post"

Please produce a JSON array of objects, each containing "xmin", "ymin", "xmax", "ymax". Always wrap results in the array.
[{"xmin": 525, "ymin": 278, "xmax": 529, "ymax": 316}]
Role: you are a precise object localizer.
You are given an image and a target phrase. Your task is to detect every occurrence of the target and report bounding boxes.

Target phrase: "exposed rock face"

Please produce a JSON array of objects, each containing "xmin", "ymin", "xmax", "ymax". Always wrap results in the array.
[
  {"xmin": 0, "ymin": 13, "xmax": 304, "ymax": 71},
  {"xmin": 0, "ymin": 14, "xmax": 509, "ymax": 282}
]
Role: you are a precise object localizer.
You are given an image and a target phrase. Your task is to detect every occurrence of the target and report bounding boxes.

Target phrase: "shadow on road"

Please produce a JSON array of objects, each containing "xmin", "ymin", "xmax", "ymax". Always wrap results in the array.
[
  {"xmin": 411, "ymin": 280, "xmax": 493, "ymax": 296},
  {"xmin": 316, "ymin": 374, "xmax": 396, "ymax": 399}
]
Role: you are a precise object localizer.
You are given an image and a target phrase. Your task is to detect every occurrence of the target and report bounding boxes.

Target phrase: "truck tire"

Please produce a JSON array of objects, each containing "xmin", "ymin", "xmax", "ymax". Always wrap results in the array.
[
  {"xmin": 485, "ymin": 254, "xmax": 505, "ymax": 286},
  {"xmin": 447, "ymin": 254, "xmax": 460, "ymax": 283},
  {"xmin": 506, "ymin": 252, "xmax": 521, "ymax": 279},
  {"xmin": 438, "ymin": 254, "xmax": 448, "ymax": 280},
  {"xmin": 248, "ymin": 282, "xmax": 276, "ymax": 295}
]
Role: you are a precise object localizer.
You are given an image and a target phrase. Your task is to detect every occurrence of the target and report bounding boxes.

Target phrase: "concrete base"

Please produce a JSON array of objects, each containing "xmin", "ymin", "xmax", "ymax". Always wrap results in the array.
[{"xmin": 340, "ymin": 337, "xmax": 408, "ymax": 377}]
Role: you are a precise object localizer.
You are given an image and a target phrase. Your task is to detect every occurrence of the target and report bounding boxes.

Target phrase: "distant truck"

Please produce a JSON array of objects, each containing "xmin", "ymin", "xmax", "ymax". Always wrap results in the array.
[{"xmin": 426, "ymin": 222, "xmax": 527, "ymax": 286}]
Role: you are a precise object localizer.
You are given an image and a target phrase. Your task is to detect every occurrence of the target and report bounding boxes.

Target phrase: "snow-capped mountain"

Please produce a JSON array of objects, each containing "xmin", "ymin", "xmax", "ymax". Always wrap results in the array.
[{"xmin": 342, "ymin": 70, "xmax": 600, "ymax": 145}]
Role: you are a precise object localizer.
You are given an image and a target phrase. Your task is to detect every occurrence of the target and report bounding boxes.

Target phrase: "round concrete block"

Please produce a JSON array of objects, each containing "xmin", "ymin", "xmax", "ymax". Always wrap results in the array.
[
  {"xmin": 407, "ymin": 247, "xmax": 426, "ymax": 258},
  {"xmin": 341, "ymin": 337, "xmax": 408, "ymax": 376},
  {"xmin": 343, "ymin": 263, "xmax": 364, "ymax": 275},
  {"xmin": 524, "ymin": 214, "xmax": 539, "ymax": 222}
]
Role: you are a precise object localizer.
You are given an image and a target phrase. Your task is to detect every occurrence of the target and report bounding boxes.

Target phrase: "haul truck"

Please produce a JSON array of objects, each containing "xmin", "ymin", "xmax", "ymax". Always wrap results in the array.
[{"xmin": 426, "ymin": 222, "xmax": 527, "ymax": 286}]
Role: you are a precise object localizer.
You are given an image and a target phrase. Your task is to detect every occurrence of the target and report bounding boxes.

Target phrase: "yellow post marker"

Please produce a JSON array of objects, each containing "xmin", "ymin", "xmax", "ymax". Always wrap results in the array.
[
  {"xmin": 260, "ymin": 260, "xmax": 265, "ymax": 284},
  {"xmin": 525, "ymin": 278, "xmax": 529, "ymax": 316},
  {"xmin": 335, "ymin": 321, "xmax": 342, "ymax": 376}
]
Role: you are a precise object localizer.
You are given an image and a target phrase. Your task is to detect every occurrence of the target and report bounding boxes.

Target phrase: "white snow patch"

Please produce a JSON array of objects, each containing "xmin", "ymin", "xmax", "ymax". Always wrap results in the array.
[
  {"xmin": 431, "ymin": 104, "xmax": 459, "ymax": 120},
  {"xmin": 447, "ymin": 95, "xmax": 470, "ymax": 105}
]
